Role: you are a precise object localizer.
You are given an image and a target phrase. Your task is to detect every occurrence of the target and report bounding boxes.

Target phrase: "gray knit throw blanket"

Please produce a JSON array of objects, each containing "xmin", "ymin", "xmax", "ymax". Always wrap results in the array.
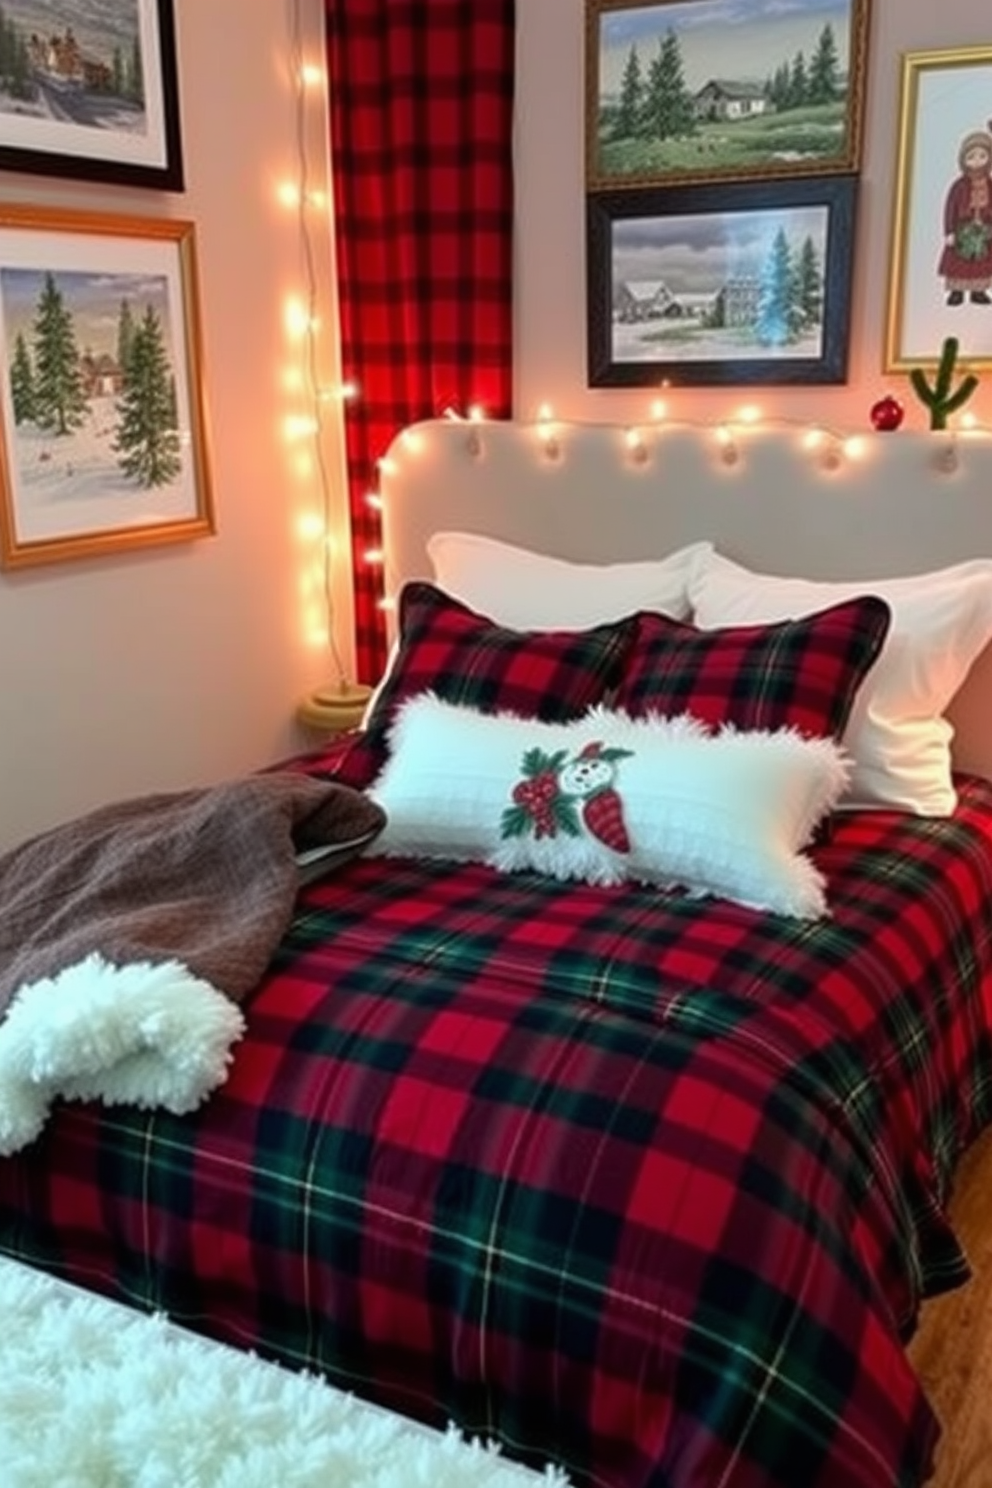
[{"xmin": 0, "ymin": 771, "xmax": 386, "ymax": 1020}]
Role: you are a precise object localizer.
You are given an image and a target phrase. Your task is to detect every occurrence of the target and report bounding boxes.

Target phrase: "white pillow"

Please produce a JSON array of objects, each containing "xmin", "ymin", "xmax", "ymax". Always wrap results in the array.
[
  {"xmin": 427, "ymin": 532, "xmax": 712, "ymax": 628},
  {"xmin": 688, "ymin": 552, "xmax": 992, "ymax": 816},
  {"xmin": 368, "ymin": 695, "xmax": 851, "ymax": 918}
]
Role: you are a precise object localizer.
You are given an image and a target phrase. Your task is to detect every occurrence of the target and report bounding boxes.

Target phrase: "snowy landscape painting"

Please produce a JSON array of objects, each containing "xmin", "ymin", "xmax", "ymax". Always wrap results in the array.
[
  {"xmin": 0, "ymin": 205, "xmax": 213, "ymax": 569},
  {"xmin": 0, "ymin": 0, "xmax": 182, "ymax": 189},
  {"xmin": 586, "ymin": 0, "xmax": 870, "ymax": 188},
  {"xmin": 586, "ymin": 174, "xmax": 857, "ymax": 386}
]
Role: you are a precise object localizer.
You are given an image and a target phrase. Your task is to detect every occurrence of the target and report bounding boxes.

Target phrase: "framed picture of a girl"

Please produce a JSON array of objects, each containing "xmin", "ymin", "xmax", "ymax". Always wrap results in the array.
[{"xmin": 886, "ymin": 46, "xmax": 992, "ymax": 371}]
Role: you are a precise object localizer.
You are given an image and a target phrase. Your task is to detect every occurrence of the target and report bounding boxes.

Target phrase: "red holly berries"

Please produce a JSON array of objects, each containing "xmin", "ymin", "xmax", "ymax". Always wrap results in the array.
[{"xmin": 511, "ymin": 770, "xmax": 559, "ymax": 838}]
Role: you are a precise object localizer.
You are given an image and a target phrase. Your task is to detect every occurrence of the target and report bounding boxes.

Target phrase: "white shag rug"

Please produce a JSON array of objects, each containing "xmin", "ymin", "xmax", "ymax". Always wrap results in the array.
[{"xmin": 0, "ymin": 1256, "xmax": 570, "ymax": 1488}]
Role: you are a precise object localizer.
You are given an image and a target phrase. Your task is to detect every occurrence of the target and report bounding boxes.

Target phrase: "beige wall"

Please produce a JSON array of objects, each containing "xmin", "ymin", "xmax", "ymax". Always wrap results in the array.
[
  {"xmin": 0, "ymin": 0, "xmax": 351, "ymax": 850},
  {"xmin": 516, "ymin": 1, "xmax": 992, "ymax": 430}
]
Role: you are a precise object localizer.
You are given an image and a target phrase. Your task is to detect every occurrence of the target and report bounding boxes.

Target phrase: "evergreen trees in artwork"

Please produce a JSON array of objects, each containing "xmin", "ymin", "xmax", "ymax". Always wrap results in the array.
[
  {"xmin": 642, "ymin": 31, "xmax": 696, "ymax": 143},
  {"xmin": 765, "ymin": 25, "xmax": 841, "ymax": 111},
  {"xmin": 116, "ymin": 297, "xmax": 137, "ymax": 380},
  {"xmin": 754, "ymin": 229, "xmax": 823, "ymax": 347},
  {"xmin": 807, "ymin": 24, "xmax": 840, "ymax": 106},
  {"xmin": 755, "ymin": 228, "xmax": 798, "ymax": 347},
  {"xmin": 602, "ymin": 18, "xmax": 845, "ymax": 161},
  {"xmin": 113, "ymin": 304, "xmax": 182, "ymax": 487},
  {"xmin": 794, "ymin": 234, "xmax": 823, "ymax": 329},
  {"xmin": 32, "ymin": 273, "xmax": 88, "ymax": 436},
  {"xmin": 616, "ymin": 45, "xmax": 644, "ymax": 140},
  {"xmin": 9, "ymin": 332, "xmax": 36, "ymax": 426},
  {"xmin": 8, "ymin": 275, "xmax": 181, "ymax": 492},
  {"xmin": 0, "ymin": 5, "xmax": 33, "ymax": 101}
]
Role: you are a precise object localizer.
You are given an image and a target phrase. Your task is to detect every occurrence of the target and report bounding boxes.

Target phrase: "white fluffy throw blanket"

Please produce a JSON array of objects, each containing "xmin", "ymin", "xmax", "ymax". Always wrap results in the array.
[
  {"xmin": 0, "ymin": 1255, "xmax": 569, "ymax": 1487},
  {"xmin": 0, "ymin": 772, "xmax": 385, "ymax": 1155}
]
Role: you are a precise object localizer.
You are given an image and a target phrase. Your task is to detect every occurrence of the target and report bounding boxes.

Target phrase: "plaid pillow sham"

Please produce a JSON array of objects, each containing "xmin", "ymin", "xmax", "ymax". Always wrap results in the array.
[
  {"xmin": 614, "ymin": 596, "xmax": 891, "ymax": 741},
  {"xmin": 361, "ymin": 581, "xmax": 637, "ymax": 758}
]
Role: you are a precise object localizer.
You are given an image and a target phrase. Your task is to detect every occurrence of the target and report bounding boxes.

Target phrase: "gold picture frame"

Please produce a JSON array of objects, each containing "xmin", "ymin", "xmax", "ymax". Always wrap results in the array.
[
  {"xmin": 885, "ymin": 45, "xmax": 992, "ymax": 372},
  {"xmin": 585, "ymin": 0, "xmax": 871, "ymax": 191},
  {"xmin": 0, "ymin": 204, "xmax": 214, "ymax": 570}
]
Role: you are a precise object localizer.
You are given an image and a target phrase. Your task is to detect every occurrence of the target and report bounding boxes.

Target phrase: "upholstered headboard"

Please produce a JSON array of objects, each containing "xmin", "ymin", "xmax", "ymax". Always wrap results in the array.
[{"xmin": 378, "ymin": 419, "xmax": 992, "ymax": 781}]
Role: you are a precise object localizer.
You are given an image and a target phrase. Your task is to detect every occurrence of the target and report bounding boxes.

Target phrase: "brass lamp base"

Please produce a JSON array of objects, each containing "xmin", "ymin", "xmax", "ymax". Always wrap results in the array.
[{"xmin": 296, "ymin": 679, "xmax": 373, "ymax": 734}]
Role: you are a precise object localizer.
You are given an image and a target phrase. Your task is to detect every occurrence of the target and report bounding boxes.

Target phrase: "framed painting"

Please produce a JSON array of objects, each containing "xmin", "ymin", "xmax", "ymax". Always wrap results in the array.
[
  {"xmin": 0, "ymin": 204, "xmax": 213, "ymax": 570},
  {"xmin": 0, "ymin": 0, "xmax": 183, "ymax": 191},
  {"xmin": 586, "ymin": 0, "xmax": 870, "ymax": 190},
  {"xmin": 885, "ymin": 46, "xmax": 992, "ymax": 372},
  {"xmin": 587, "ymin": 173, "xmax": 858, "ymax": 386}
]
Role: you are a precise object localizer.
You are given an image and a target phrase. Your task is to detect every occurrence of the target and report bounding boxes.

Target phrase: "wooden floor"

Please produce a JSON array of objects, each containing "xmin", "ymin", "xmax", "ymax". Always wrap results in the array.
[{"xmin": 908, "ymin": 1126, "xmax": 992, "ymax": 1487}]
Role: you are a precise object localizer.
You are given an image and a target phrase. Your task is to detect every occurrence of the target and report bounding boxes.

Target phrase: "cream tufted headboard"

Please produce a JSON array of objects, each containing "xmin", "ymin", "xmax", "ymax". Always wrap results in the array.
[{"xmin": 378, "ymin": 419, "xmax": 992, "ymax": 782}]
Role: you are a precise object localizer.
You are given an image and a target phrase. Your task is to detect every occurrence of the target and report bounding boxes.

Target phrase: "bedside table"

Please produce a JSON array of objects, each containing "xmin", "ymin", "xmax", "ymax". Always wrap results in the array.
[{"xmin": 296, "ymin": 681, "xmax": 373, "ymax": 735}]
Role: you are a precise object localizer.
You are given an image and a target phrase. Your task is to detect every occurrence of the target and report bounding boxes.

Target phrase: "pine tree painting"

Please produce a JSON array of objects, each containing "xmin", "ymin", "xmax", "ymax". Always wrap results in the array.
[
  {"xmin": 601, "ymin": 179, "xmax": 846, "ymax": 381},
  {"xmin": 0, "ymin": 216, "xmax": 207, "ymax": 563},
  {"xmin": 0, "ymin": 258, "xmax": 193, "ymax": 547},
  {"xmin": 590, "ymin": 0, "xmax": 867, "ymax": 188}
]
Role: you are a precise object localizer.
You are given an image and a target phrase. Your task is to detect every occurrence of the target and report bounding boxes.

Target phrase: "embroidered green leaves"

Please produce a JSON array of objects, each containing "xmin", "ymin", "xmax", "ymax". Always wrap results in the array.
[{"xmin": 501, "ymin": 740, "xmax": 633, "ymax": 852}]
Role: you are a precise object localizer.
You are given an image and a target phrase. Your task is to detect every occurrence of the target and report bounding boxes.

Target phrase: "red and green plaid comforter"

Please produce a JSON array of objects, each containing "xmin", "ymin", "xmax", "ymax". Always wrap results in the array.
[{"xmin": 2, "ymin": 765, "xmax": 992, "ymax": 1488}]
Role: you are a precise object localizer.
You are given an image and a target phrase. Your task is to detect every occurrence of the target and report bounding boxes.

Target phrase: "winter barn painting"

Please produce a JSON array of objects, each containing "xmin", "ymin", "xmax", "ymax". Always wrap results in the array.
[
  {"xmin": 586, "ymin": 174, "xmax": 858, "ymax": 386},
  {"xmin": 586, "ymin": 0, "xmax": 870, "ymax": 189}
]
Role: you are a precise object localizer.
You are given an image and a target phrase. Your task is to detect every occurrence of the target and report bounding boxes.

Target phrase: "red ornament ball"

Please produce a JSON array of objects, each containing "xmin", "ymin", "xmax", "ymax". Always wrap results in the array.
[{"xmin": 870, "ymin": 395, "xmax": 905, "ymax": 432}]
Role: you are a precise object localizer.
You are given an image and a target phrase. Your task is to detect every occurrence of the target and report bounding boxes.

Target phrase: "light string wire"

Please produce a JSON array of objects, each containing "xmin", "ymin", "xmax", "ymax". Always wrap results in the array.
[{"xmin": 288, "ymin": 0, "xmax": 348, "ymax": 690}]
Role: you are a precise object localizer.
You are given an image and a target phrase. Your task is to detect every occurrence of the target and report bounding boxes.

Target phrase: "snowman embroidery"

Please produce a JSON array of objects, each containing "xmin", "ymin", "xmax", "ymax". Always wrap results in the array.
[{"xmin": 500, "ymin": 740, "xmax": 633, "ymax": 852}]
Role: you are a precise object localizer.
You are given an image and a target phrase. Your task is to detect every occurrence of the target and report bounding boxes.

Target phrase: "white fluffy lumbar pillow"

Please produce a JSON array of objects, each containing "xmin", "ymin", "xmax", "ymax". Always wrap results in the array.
[{"xmin": 368, "ymin": 696, "xmax": 852, "ymax": 918}]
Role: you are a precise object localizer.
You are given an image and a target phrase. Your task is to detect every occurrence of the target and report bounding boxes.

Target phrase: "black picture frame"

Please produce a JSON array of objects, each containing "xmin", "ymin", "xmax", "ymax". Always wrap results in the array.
[
  {"xmin": 587, "ymin": 173, "xmax": 858, "ymax": 387},
  {"xmin": 0, "ymin": 0, "xmax": 184, "ymax": 192},
  {"xmin": 585, "ymin": 0, "xmax": 871, "ymax": 191}
]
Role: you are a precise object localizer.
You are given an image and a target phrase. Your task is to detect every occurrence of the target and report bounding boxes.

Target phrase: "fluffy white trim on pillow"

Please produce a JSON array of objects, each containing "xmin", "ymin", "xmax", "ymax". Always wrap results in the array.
[
  {"xmin": 368, "ymin": 696, "xmax": 851, "ymax": 918},
  {"xmin": 427, "ymin": 532, "xmax": 712, "ymax": 629}
]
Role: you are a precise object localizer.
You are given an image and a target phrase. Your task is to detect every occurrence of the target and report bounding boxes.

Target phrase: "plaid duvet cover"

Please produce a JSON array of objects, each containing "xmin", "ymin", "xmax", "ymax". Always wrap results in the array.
[{"xmin": 2, "ymin": 767, "xmax": 992, "ymax": 1488}]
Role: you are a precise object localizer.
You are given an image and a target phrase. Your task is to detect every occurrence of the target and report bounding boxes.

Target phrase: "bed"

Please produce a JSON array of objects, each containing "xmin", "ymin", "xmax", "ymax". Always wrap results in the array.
[{"xmin": 3, "ymin": 418, "xmax": 992, "ymax": 1488}]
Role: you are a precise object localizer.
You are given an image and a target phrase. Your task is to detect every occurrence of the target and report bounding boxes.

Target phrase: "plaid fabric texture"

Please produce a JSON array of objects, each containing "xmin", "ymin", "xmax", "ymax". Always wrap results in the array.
[
  {"xmin": 326, "ymin": 1, "xmax": 515, "ymax": 680},
  {"xmin": 616, "ymin": 595, "xmax": 891, "ymax": 740},
  {"xmin": 4, "ymin": 774, "xmax": 992, "ymax": 1488},
  {"xmin": 360, "ymin": 582, "xmax": 636, "ymax": 758}
]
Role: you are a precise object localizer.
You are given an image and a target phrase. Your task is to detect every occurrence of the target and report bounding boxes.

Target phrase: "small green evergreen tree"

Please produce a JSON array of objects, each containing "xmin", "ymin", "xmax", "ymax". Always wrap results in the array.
[
  {"xmin": 767, "ymin": 62, "xmax": 790, "ymax": 110},
  {"xmin": 643, "ymin": 30, "xmax": 697, "ymax": 141},
  {"xmin": 114, "ymin": 304, "xmax": 182, "ymax": 488},
  {"xmin": 756, "ymin": 228, "xmax": 801, "ymax": 346},
  {"xmin": 794, "ymin": 235, "xmax": 822, "ymax": 327},
  {"xmin": 808, "ymin": 25, "xmax": 840, "ymax": 105},
  {"xmin": 116, "ymin": 298, "xmax": 137, "ymax": 380},
  {"xmin": 616, "ymin": 44, "xmax": 644, "ymax": 138},
  {"xmin": 9, "ymin": 331, "xmax": 35, "ymax": 425},
  {"xmin": 787, "ymin": 50, "xmax": 809, "ymax": 109},
  {"xmin": 31, "ymin": 272, "xmax": 88, "ymax": 436}
]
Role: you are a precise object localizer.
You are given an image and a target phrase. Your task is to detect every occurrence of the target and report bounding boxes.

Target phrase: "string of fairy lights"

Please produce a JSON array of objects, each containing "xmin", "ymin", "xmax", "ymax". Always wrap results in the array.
[{"xmin": 282, "ymin": 0, "xmax": 356, "ymax": 694}]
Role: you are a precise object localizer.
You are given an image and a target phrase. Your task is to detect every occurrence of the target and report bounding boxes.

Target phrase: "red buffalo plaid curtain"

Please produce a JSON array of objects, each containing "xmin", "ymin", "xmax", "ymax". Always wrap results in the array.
[{"xmin": 325, "ymin": 0, "xmax": 515, "ymax": 681}]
